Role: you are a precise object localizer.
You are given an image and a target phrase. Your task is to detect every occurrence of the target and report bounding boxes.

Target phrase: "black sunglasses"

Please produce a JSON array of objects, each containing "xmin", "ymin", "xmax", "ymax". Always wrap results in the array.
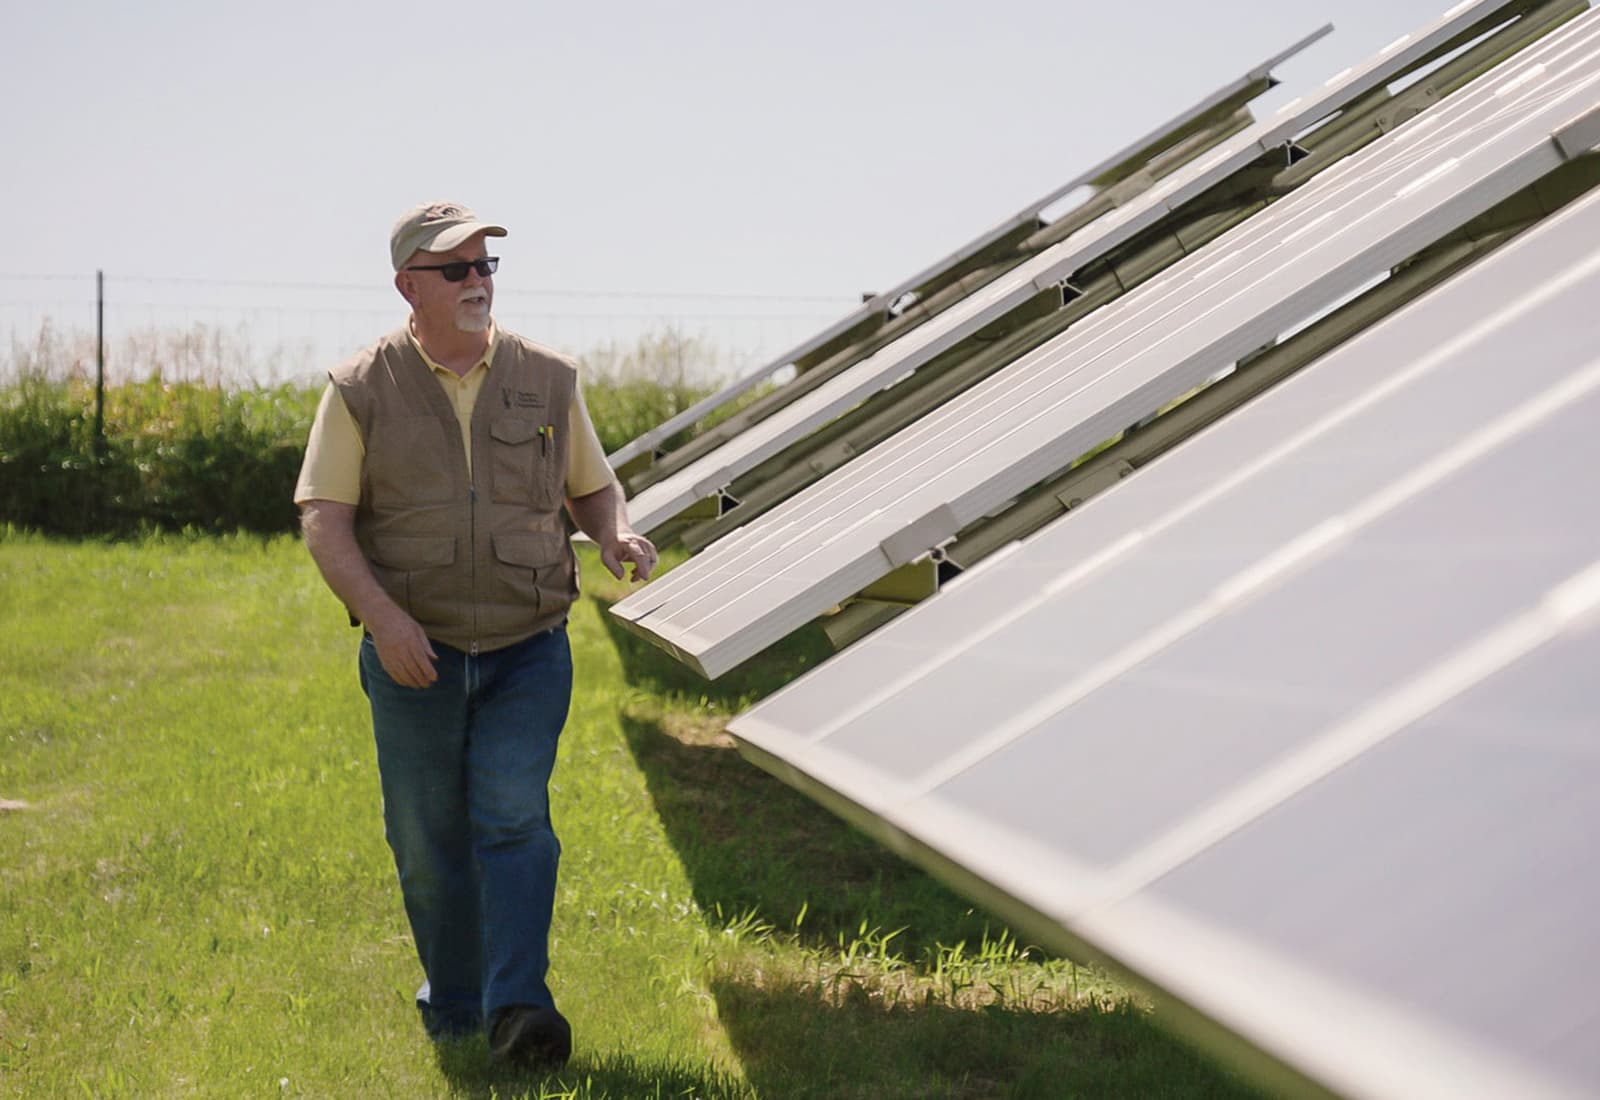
[{"xmin": 405, "ymin": 257, "xmax": 499, "ymax": 282}]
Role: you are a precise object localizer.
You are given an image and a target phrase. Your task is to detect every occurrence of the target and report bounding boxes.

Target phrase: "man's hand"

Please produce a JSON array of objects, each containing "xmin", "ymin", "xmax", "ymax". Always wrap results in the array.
[
  {"xmin": 566, "ymin": 479, "xmax": 658, "ymax": 583},
  {"xmin": 601, "ymin": 531, "xmax": 658, "ymax": 583},
  {"xmin": 300, "ymin": 499, "xmax": 439, "ymax": 689},
  {"xmin": 368, "ymin": 608, "xmax": 439, "ymax": 688}
]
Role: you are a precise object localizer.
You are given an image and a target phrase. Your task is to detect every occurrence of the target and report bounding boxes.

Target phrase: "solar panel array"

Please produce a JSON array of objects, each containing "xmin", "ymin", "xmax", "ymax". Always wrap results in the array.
[
  {"xmin": 602, "ymin": 5, "xmax": 1600, "ymax": 1097},
  {"xmin": 604, "ymin": 27, "xmax": 1331, "ymax": 472},
  {"xmin": 730, "ymin": 171, "xmax": 1600, "ymax": 1100},
  {"xmin": 619, "ymin": 0, "xmax": 1556, "ymax": 536},
  {"xmin": 613, "ymin": 6, "xmax": 1600, "ymax": 678}
]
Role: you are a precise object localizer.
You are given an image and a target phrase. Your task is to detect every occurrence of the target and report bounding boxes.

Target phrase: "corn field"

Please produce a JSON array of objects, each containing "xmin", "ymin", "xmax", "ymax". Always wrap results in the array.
[{"xmin": 0, "ymin": 323, "xmax": 725, "ymax": 536}]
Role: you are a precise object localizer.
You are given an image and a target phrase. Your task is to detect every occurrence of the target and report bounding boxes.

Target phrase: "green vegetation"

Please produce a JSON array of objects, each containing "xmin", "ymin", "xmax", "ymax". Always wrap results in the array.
[
  {"xmin": 577, "ymin": 329, "xmax": 727, "ymax": 456},
  {"xmin": 0, "ymin": 323, "xmax": 729, "ymax": 537},
  {"xmin": 0, "ymin": 533, "xmax": 1270, "ymax": 1099},
  {"xmin": 0, "ymin": 370, "xmax": 316, "ymax": 535}
]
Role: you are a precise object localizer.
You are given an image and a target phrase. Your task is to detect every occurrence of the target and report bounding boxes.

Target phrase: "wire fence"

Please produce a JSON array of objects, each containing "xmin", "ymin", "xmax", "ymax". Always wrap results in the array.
[{"xmin": 0, "ymin": 272, "xmax": 854, "ymax": 389}]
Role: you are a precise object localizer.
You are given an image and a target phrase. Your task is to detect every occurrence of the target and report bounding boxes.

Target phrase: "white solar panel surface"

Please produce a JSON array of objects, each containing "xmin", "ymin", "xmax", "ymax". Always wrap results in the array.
[
  {"xmin": 605, "ymin": 27, "xmax": 1332, "ymax": 469},
  {"xmin": 730, "ymin": 179, "xmax": 1600, "ymax": 1100},
  {"xmin": 621, "ymin": 0, "xmax": 1532, "ymax": 531},
  {"xmin": 613, "ymin": 7, "xmax": 1600, "ymax": 679}
]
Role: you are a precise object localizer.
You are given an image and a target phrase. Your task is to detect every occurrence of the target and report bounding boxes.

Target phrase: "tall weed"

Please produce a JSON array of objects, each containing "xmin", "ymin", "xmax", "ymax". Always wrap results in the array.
[{"xmin": 579, "ymin": 327, "xmax": 721, "ymax": 453}]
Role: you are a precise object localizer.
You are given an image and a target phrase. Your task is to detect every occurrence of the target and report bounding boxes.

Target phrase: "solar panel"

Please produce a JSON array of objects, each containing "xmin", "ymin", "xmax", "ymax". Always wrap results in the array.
[
  {"xmin": 728, "ymin": 172, "xmax": 1600, "ymax": 1100},
  {"xmin": 604, "ymin": 26, "xmax": 1333, "ymax": 472},
  {"xmin": 620, "ymin": 0, "xmax": 1562, "ymax": 535},
  {"xmin": 612, "ymin": 7, "xmax": 1600, "ymax": 679}
]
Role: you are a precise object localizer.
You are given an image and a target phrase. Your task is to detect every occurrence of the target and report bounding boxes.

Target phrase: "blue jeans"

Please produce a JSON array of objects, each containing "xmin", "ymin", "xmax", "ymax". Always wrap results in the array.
[{"xmin": 358, "ymin": 626, "xmax": 572, "ymax": 1038}]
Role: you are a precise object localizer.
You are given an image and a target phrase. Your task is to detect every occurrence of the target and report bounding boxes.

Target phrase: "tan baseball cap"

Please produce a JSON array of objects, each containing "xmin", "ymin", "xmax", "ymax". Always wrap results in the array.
[{"xmin": 389, "ymin": 200, "xmax": 508, "ymax": 271}]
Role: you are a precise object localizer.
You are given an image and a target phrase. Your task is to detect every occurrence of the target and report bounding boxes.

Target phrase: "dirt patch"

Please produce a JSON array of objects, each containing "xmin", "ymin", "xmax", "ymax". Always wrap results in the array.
[
  {"xmin": 622, "ymin": 699, "xmax": 736, "ymax": 749},
  {"xmin": 657, "ymin": 711, "xmax": 736, "ymax": 749}
]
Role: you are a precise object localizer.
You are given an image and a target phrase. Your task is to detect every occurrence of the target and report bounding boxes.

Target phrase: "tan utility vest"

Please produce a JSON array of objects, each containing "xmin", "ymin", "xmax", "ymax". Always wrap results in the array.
[{"xmin": 331, "ymin": 327, "xmax": 578, "ymax": 653}]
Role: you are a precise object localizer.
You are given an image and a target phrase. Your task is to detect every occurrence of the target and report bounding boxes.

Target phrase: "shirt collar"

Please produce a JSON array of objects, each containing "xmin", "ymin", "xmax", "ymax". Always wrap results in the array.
[{"xmin": 407, "ymin": 319, "xmax": 497, "ymax": 376}]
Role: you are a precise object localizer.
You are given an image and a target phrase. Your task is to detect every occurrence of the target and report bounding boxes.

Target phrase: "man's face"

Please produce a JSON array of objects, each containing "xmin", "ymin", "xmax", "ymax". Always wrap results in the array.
[{"xmin": 396, "ymin": 231, "xmax": 494, "ymax": 335}]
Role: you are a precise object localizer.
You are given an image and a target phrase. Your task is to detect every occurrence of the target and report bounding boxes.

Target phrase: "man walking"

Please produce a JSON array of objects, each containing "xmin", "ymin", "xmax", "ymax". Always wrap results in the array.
[{"xmin": 295, "ymin": 200, "xmax": 656, "ymax": 1069}]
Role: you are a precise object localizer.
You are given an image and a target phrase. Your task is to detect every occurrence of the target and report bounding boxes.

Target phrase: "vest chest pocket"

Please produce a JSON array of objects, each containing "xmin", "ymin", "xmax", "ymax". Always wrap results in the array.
[{"xmin": 489, "ymin": 417, "xmax": 562, "ymax": 509}]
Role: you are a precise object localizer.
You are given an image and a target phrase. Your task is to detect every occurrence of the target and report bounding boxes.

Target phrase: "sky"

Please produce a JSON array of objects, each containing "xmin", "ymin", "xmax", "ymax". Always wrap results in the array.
[{"xmin": 1, "ymin": 0, "xmax": 1474, "ymax": 381}]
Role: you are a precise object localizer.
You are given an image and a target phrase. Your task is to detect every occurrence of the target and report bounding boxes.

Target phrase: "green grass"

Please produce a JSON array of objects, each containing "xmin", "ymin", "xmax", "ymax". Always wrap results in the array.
[{"xmin": 0, "ymin": 532, "xmax": 1272, "ymax": 1099}]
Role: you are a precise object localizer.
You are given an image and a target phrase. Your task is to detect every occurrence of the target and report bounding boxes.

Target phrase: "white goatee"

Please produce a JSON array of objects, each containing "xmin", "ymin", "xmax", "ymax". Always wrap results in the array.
[{"xmin": 456, "ymin": 290, "xmax": 490, "ymax": 333}]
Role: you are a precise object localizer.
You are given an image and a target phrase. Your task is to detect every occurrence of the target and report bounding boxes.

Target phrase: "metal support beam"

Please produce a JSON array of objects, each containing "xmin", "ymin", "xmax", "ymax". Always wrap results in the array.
[
  {"xmin": 679, "ymin": 282, "xmax": 1116, "ymax": 552},
  {"xmin": 810, "ymin": 152, "xmax": 1600, "ymax": 653},
  {"xmin": 664, "ymin": 0, "xmax": 1589, "ymax": 548},
  {"xmin": 617, "ymin": 32, "xmax": 1339, "ymax": 496},
  {"xmin": 943, "ymin": 153, "xmax": 1600, "ymax": 571},
  {"xmin": 858, "ymin": 558, "xmax": 941, "ymax": 605},
  {"xmin": 1275, "ymin": 0, "xmax": 1588, "ymax": 186},
  {"xmin": 821, "ymin": 599, "xmax": 909, "ymax": 652}
]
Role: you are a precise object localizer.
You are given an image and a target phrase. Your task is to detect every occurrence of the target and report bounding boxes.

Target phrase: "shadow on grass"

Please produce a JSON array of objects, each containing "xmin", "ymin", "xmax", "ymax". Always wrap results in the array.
[
  {"xmin": 710, "ymin": 974, "xmax": 1269, "ymax": 1100},
  {"xmin": 592, "ymin": 582, "xmax": 1271, "ymax": 1099},
  {"xmin": 432, "ymin": 1039, "xmax": 752, "ymax": 1099},
  {"xmin": 616, "ymin": 704, "xmax": 1008, "ymax": 961},
  {"xmin": 595, "ymin": 587, "xmax": 1034, "ymax": 956}
]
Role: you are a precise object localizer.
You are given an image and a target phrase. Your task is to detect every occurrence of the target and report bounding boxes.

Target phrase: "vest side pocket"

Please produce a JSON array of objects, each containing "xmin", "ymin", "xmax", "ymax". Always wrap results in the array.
[
  {"xmin": 489, "ymin": 417, "xmax": 561, "ymax": 510},
  {"xmin": 369, "ymin": 535, "xmax": 457, "ymax": 621},
  {"xmin": 486, "ymin": 532, "xmax": 565, "ymax": 633}
]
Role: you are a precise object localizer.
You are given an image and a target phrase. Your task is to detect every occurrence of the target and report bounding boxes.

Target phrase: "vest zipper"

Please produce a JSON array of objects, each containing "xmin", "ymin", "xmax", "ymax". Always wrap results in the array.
[{"xmin": 469, "ymin": 481, "xmax": 480, "ymax": 657}]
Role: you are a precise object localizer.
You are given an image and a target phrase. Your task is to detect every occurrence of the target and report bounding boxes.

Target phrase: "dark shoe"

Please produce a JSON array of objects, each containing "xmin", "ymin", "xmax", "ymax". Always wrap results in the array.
[{"xmin": 489, "ymin": 1004, "xmax": 572, "ymax": 1070}]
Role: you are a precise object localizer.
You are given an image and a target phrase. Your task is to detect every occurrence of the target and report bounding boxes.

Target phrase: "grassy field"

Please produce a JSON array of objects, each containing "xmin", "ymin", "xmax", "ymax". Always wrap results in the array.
[{"xmin": 0, "ymin": 532, "xmax": 1271, "ymax": 1099}]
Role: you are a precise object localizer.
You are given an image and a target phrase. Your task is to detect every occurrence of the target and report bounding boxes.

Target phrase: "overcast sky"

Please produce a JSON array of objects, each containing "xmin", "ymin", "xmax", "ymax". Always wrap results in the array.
[{"xmin": 2, "ymin": 0, "xmax": 1474, "ymax": 376}]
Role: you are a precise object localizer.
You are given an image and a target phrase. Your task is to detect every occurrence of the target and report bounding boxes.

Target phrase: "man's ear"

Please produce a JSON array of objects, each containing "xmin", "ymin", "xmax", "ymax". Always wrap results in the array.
[{"xmin": 394, "ymin": 271, "xmax": 416, "ymax": 305}]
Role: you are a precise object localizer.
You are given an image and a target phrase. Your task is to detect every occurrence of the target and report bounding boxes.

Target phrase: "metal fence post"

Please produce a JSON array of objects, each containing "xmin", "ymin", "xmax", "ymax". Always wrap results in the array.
[{"xmin": 95, "ymin": 269, "xmax": 105, "ymax": 524}]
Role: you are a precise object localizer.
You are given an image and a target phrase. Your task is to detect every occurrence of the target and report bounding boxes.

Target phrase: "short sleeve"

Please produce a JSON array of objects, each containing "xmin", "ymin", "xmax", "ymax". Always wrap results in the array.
[
  {"xmin": 294, "ymin": 383, "xmax": 365, "ymax": 506},
  {"xmin": 565, "ymin": 384, "xmax": 615, "ymax": 497}
]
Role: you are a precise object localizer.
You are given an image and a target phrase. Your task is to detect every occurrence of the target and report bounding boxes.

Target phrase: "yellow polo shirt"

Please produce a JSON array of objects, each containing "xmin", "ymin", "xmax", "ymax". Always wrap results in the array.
[{"xmin": 294, "ymin": 324, "xmax": 613, "ymax": 506}]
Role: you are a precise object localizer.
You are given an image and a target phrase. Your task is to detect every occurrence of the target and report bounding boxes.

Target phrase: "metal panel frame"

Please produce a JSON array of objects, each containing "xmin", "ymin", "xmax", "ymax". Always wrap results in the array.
[
  {"xmin": 728, "ymin": 181, "xmax": 1600, "ymax": 1100},
  {"xmin": 604, "ymin": 27, "xmax": 1332, "ymax": 472},
  {"xmin": 615, "ymin": 8, "xmax": 1600, "ymax": 677},
  {"xmin": 677, "ymin": 2, "xmax": 1590, "ymax": 557},
  {"xmin": 622, "ymin": 0, "xmax": 1566, "ymax": 536}
]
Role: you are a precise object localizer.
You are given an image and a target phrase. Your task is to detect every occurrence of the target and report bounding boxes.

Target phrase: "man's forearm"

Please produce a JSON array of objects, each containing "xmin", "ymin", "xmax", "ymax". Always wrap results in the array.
[
  {"xmin": 299, "ymin": 501, "xmax": 406, "ymax": 629},
  {"xmin": 565, "ymin": 479, "xmax": 631, "ymax": 544},
  {"xmin": 301, "ymin": 500, "xmax": 438, "ymax": 687},
  {"xmin": 565, "ymin": 479, "xmax": 658, "ymax": 582}
]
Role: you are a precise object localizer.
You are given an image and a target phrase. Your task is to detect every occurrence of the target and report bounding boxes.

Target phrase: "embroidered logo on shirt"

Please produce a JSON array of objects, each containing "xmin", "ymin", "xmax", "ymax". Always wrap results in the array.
[{"xmin": 500, "ymin": 387, "xmax": 546, "ymax": 410}]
